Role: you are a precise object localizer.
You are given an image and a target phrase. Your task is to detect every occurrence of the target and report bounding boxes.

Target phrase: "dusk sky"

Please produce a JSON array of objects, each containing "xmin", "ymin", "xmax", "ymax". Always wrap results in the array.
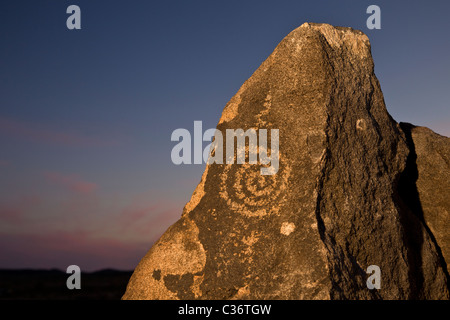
[{"xmin": 1, "ymin": 0, "xmax": 449, "ymax": 271}]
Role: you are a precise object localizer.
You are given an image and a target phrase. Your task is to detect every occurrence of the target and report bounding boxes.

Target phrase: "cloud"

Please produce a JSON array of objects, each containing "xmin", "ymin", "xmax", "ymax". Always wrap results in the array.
[
  {"xmin": 116, "ymin": 190, "xmax": 182, "ymax": 239},
  {"xmin": 118, "ymin": 204, "xmax": 160, "ymax": 229},
  {"xmin": 0, "ymin": 195, "xmax": 40, "ymax": 225},
  {"xmin": 0, "ymin": 116, "xmax": 120, "ymax": 147},
  {"xmin": 44, "ymin": 171, "xmax": 98, "ymax": 194},
  {"xmin": 118, "ymin": 205, "xmax": 180, "ymax": 238},
  {"xmin": 0, "ymin": 160, "xmax": 9, "ymax": 167},
  {"xmin": 0, "ymin": 187, "xmax": 184, "ymax": 271},
  {"xmin": 0, "ymin": 207, "xmax": 23, "ymax": 224},
  {"xmin": 0, "ymin": 231, "xmax": 149, "ymax": 271}
]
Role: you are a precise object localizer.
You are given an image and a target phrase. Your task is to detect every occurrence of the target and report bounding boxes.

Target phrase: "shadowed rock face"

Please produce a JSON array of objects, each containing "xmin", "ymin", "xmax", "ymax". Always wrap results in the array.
[
  {"xmin": 399, "ymin": 123, "xmax": 450, "ymax": 277},
  {"xmin": 122, "ymin": 23, "xmax": 449, "ymax": 300}
]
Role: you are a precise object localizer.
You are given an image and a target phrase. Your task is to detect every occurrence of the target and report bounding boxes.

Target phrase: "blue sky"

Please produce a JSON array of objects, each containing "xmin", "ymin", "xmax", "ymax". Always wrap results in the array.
[{"xmin": 0, "ymin": 0, "xmax": 449, "ymax": 271}]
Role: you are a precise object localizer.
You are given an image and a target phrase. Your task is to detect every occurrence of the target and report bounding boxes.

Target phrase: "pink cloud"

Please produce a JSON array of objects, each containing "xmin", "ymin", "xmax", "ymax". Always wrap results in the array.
[
  {"xmin": 117, "ymin": 198, "xmax": 181, "ymax": 238},
  {"xmin": 0, "ymin": 116, "xmax": 120, "ymax": 147},
  {"xmin": 0, "ymin": 187, "xmax": 184, "ymax": 271},
  {"xmin": 44, "ymin": 171, "xmax": 98, "ymax": 194},
  {"xmin": 137, "ymin": 208, "xmax": 180, "ymax": 234},
  {"xmin": 0, "ymin": 195, "xmax": 40, "ymax": 225},
  {"xmin": 0, "ymin": 207, "xmax": 23, "ymax": 224},
  {"xmin": 118, "ymin": 204, "xmax": 159, "ymax": 228},
  {"xmin": 0, "ymin": 160, "xmax": 9, "ymax": 167},
  {"xmin": 0, "ymin": 231, "xmax": 149, "ymax": 271}
]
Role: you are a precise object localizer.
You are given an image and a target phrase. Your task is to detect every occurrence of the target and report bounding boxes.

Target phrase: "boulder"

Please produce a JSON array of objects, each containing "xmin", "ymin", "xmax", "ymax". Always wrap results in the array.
[{"xmin": 122, "ymin": 23, "xmax": 449, "ymax": 300}]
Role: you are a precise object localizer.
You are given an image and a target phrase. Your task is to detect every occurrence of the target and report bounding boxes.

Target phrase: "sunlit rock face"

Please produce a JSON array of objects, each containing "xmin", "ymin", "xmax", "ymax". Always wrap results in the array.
[{"xmin": 122, "ymin": 23, "xmax": 449, "ymax": 300}]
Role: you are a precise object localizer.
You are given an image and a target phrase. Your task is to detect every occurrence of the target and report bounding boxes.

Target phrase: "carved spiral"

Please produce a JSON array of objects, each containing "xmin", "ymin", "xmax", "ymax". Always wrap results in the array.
[{"xmin": 219, "ymin": 155, "xmax": 291, "ymax": 218}]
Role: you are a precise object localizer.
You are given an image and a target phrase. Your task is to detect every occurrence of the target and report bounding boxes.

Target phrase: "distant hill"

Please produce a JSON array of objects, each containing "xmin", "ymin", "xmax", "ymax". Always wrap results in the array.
[{"xmin": 0, "ymin": 269, "xmax": 133, "ymax": 300}]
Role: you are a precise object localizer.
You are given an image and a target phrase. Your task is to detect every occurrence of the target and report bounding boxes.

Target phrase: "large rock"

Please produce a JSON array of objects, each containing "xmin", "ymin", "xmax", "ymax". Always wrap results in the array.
[
  {"xmin": 399, "ymin": 123, "xmax": 450, "ymax": 276},
  {"xmin": 123, "ymin": 23, "xmax": 449, "ymax": 300}
]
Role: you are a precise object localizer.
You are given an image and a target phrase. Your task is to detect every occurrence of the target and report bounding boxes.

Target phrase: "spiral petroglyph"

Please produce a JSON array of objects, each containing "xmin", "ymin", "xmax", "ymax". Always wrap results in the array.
[
  {"xmin": 219, "ymin": 153, "xmax": 291, "ymax": 218},
  {"xmin": 123, "ymin": 23, "xmax": 450, "ymax": 300}
]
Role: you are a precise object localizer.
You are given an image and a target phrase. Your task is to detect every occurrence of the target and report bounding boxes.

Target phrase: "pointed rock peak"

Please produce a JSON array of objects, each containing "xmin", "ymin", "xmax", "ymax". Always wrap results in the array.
[{"xmin": 123, "ymin": 23, "xmax": 449, "ymax": 300}]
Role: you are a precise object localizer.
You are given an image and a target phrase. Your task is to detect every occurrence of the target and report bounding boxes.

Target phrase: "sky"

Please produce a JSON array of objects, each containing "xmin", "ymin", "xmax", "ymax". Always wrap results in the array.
[{"xmin": 0, "ymin": 0, "xmax": 449, "ymax": 271}]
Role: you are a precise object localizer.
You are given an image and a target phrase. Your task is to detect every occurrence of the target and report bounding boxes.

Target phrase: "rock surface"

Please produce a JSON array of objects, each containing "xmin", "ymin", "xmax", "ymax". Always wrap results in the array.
[
  {"xmin": 399, "ymin": 123, "xmax": 450, "ymax": 276},
  {"xmin": 123, "ymin": 23, "xmax": 449, "ymax": 300}
]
